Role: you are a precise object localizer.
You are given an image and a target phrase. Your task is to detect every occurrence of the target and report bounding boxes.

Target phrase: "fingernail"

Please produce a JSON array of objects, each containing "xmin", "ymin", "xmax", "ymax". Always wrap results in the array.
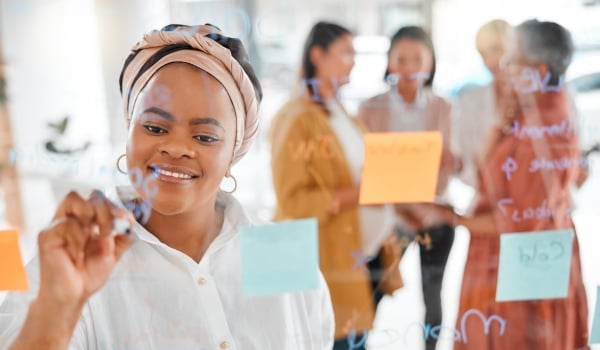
[
  {"xmin": 90, "ymin": 190, "xmax": 106, "ymax": 207},
  {"xmin": 91, "ymin": 189, "xmax": 105, "ymax": 198},
  {"xmin": 90, "ymin": 196, "xmax": 103, "ymax": 207}
]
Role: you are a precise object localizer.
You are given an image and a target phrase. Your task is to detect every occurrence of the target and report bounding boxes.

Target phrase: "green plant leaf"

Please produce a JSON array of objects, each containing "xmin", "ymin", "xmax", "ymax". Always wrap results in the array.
[{"xmin": 0, "ymin": 76, "xmax": 6, "ymax": 106}]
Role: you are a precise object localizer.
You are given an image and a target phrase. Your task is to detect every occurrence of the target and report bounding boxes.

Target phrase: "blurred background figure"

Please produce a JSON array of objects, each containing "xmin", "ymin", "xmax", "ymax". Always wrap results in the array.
[
  {"xmin": 269, "ymin": 22, "xmax": 403, "ymax": 350},
  {"xmin": 357, "ymin": 26, "xmax": 456, "ymax": 350},
  {"xmin": 433, "ymin": 19, "xmax": 589, "ymax": 350},
  {"xmin": 453, "ymin": 19, "xmax": 512, "ymax": 208}
]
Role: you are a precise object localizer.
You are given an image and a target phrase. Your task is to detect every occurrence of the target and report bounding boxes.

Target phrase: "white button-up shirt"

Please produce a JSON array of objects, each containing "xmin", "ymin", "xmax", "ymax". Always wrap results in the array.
[
  {"xmin": 0, "ymin": 188, "xmax": 334, "ymax": 349},
  {"xmin": 453, "ymin": 83, "xmax": 499, "ymax": 189}
]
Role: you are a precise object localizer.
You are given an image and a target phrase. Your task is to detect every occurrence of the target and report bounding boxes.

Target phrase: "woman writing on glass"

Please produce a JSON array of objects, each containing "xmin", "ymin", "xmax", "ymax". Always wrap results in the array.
[{"xmin": 0, "ymin": 24, "xmax": 334, "ymax": 349}]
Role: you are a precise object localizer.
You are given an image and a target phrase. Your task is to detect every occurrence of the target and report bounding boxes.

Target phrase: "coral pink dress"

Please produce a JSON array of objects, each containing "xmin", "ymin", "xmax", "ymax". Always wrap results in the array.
[{"xmin": 454, "ymin": 91, "xmax": 589, "ymax": 349}]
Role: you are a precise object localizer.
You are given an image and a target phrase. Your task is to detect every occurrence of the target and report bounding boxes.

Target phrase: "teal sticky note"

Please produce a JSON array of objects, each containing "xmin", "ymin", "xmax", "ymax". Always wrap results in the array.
[
  {"xmin": 591, "ymin": 286, "xmax": 600, "ymax": 344},
  {"xmin": 496, "ymin": 229, "xmax": 573, "ymax": 302},
  {"xmin": 240, "ymin": 218, "xmax": 319, "ymax": 297}
]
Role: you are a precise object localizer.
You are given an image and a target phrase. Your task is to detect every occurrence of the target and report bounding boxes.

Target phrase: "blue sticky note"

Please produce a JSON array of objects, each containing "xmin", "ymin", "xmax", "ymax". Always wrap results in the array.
[
  {"xmin": 8, "ymin": 1, "xmax": 32, "ymax": 12},
  {"xmin": 496, "ymin": 229, "xmax": 573, "ymax": 302},
  {"xmin": 240, "ymin": 218, "xmax": 319, "ymax": 297},
  {"xmin": 591, "ymin": 286, "xmax": 600, "ymax": 344}
]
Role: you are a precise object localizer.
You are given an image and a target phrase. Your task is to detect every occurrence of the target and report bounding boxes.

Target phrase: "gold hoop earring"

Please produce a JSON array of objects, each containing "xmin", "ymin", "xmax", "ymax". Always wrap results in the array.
[
  {"xmin": 116, "ymin": 154, "xmax": 128, "ymax": 175},
  {"xmin": 220, "ymin": 174, "xmax": 237, "ymax": 194}
]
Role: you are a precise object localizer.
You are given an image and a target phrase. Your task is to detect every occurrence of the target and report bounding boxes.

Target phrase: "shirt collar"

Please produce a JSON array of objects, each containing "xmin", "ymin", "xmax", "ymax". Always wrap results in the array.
[{"xmin": 106, "ymin": 186, "xmax": 250, "ymax": 263}]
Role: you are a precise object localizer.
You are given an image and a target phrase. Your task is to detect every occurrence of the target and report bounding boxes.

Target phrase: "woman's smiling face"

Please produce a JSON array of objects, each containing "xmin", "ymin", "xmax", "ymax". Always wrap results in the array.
[
  {"xmin": 126, "ymin": 63, "xmax": 237, "ymax": 215},
  {"xmin": 387, "ymin": 38, "xmax": 433, "ymax": 90}
]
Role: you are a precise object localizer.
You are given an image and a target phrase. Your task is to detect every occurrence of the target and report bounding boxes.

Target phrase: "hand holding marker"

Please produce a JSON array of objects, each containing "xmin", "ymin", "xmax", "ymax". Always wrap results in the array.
[
  {"xmin": 122, "ymin": 167, "xmax": 159, "ymax": 225},
  {"xmin": 90, "ymin": 190, "xmax": 135, "ymax": 236},
  {"xmin": 96, "ymin": 168, "xmax": 158, "ymax": 230},
  {"xmin": 112, "ymin": 211, "xmax": 135, "ymax": 236}
]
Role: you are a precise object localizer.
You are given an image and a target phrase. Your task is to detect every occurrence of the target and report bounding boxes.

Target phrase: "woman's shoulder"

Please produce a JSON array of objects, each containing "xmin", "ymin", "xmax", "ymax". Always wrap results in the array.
[
  {"xmin": 274, "ymin": 96, "xmax": 325, "ymax": 118},
  {"xmin": 272, "ymin": 97, "xmax": 325, "ymax": 129},
  {"xmin": 359, "ymin": 91, "xmax": 390, "ymax": 110},
  {"xmin": 457, "ymin": 84, "xmax": 493, "ymax": 99},
  {"xmin": 269, "ymin": 96, "xmax": 330, "ymax": 147},
  {"xmin": 424, "ymin": 88, "xmax": 451, "ymax": 109}
]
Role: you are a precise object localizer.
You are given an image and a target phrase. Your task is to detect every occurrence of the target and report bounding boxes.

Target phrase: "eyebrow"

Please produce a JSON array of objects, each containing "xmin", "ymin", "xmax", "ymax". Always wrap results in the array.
[{"xmin": 143, "ymin": 107, "xmax": 225, "ymax": 130}]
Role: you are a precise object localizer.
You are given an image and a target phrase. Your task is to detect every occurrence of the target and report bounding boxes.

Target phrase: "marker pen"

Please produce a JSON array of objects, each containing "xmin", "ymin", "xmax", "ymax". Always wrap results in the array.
[{"xmin": 112, "ymin": 215, "xmax": 134, "ymax": 236}]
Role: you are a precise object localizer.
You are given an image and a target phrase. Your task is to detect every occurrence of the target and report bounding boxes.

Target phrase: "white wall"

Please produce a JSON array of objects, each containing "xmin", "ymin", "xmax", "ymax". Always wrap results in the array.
[
  {"xmin": 0, "ymin": 0, "xmax": 170, "ymax": 244},
  {"xmin": 1, "ymin": 0, "xmax": 109, "ymax": 243}
]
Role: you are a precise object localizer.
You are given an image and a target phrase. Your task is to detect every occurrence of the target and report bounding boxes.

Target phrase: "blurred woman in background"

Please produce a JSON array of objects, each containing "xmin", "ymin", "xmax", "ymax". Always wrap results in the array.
[
  {"xmin": 454, "ymin": 19, "xmax": 512, "ymax": 201},
  {"xmin": 270, "ymin": 21, "xmax": 403, "ymax": 349},
  {"xmin": 434, "ymin": 19, "xmax": 589, "ymax": 349},
  {"xmin": 357, "ymin": 26, "xmax": 456, "ymax": 350}
]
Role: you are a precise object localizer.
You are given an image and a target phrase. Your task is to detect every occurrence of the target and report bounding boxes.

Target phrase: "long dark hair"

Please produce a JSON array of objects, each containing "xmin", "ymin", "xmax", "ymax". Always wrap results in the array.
[
  {"xmin": 300, "ymin": 21, "xmax": 351, "ymax": 96},
  {"xmin": 384, "ymin": 26, "xmax": 436, "ymax": 87}
]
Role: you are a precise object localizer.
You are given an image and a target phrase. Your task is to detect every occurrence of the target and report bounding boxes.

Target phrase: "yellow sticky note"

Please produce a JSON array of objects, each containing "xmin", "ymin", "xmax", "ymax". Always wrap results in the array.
[
  {"xmin": 359, "ymin": 132, "xmax": 442, "ymax": 204},
  {"xmin": 0, "ymin": 230, "xmax": 29, "ymax": 291}
]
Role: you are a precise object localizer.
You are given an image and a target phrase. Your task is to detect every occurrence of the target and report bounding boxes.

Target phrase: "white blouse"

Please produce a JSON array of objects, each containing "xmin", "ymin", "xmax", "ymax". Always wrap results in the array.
[
  {"xmin": 453, "ymin": 84, "xmax": 499, "ymax": 189},
  {"xmin": 325, "ymin": 100, "xmax": 396, "ymax": 258},
  {"xmin": 0, "ymin": 188, "xmax": 334, "ymax": 350},
  {"xmin": 387, "ymin": 88, "xmax": 428, "ymax": 132}
]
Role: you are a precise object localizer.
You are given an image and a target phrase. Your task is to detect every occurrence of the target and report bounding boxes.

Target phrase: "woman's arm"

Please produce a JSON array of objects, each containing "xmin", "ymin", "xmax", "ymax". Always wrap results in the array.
[
  {"xmin": 8, "ymin": 191, "xmax": 133, "ymax": 350},
  {"xmin": 328, "ymin": 186, "xmax": 360, "ymax": 214},
  {"xmin": 435, "ymin": 98, "xmax": 458, "ymax": 195},
  {"xmin": 356, "ymin": 102, "xmax": 370, "ymax": 129},
  {"xmin": 426, "ymin": 203, "xmax": 499, "ymax": 235},
  {"xmin": 9, "ymin": 297, "xmax": 84, "ymax": 349},
  {"xmin": 456, "ymin": 212, "xmax": 499, "ymax": 235},
  {"xmin": 270, "ymin": 113, "xmax": 343, "ymax": 222}
]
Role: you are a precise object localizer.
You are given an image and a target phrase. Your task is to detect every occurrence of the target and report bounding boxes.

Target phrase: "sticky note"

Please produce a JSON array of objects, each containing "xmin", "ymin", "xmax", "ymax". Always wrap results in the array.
[
  {"xmin": 590, "ymin": 286, "xmax": 600, "ymax": 344},
  {"xmin": 240, "ymin": 218, "xmax": 319, "ymax": 297},
  {"xmin": 496, "ymin": 229, "xmax": 573, "ymax": 302},
  {"xmin": 359, "ymin": 132, "xmax": 442, "ymax": 204},
  {"xmin": 0, "ymin": 230, "xmax": 28, "ymax": 291}
]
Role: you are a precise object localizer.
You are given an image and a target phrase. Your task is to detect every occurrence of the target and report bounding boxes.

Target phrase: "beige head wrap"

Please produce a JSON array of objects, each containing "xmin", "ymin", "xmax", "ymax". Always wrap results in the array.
[{"xmin": 120, "ymin": 25, "xmax": 259, "ymax": 164}]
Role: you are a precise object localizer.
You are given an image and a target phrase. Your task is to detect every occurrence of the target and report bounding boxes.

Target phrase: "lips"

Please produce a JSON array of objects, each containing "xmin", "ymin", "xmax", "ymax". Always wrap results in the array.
[{"xmin": 149, "ymin": 164, "xmax": 200, "ymax": 183}]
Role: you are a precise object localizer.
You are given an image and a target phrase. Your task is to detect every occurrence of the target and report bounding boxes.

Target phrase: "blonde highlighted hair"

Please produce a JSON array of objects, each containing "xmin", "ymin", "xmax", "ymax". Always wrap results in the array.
[{"xmin": 475, "ymin": 19, "xmax": 511, "ymax": 53}]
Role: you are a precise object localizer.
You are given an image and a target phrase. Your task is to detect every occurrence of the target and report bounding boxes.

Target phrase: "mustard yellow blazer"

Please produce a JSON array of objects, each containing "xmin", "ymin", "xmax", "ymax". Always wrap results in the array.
[{"xmin": 269, "ymin": 95, "xmax": 402, "ymax": 339}]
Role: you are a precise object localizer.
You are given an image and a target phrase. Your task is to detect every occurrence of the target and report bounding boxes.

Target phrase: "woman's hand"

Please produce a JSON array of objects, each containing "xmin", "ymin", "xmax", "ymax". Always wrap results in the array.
[
  {"xmin": 432, "ymin": 203, "xmax": 460, "ymax": 224},
  {"xmin": 401, "ymin": 203, "xmax": 458, "ymax": 230},
  {"xmin": 37, "ymin": 190, "xmax": 134, "ymax": 305},
  {"xmin": 452, "ymin": 155, "xmax": 464, "ymax": 173},
  {"xmin": 576, "ymin": 166, "xmax": 589, "ymax": 189},
  {"xmin": 330, "ymin": 186, "xmax": 361, "ymax": 213},
  {"xmin": 10, "ymin": 191, "xmax": 134, "ymax": 350}
]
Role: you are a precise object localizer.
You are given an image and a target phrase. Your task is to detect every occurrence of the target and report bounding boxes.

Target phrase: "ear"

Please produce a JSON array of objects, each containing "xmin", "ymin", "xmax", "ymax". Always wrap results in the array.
[
  {"xmin": 309, "ymin": 46, "xmax": 324, "ymax": 70},
  {"xmin": 536, "ymin": 62, "xmax": 550, "ymax": 80}
]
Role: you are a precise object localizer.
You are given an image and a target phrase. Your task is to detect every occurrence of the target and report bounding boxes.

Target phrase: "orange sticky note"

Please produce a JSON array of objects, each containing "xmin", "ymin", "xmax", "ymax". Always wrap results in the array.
[
  {"xmin": 359, "ymin": 131, "xmax": 442, "ymax": 204},
  {"xmin": 0, "ymin": 230, "xmax": 29, "ymax": 291}
]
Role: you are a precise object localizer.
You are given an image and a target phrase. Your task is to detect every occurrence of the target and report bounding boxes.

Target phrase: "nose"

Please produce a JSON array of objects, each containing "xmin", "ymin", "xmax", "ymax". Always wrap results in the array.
[{"xmin": 158, "ymin": 134, "xmax": 196, "ymax": 159}]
